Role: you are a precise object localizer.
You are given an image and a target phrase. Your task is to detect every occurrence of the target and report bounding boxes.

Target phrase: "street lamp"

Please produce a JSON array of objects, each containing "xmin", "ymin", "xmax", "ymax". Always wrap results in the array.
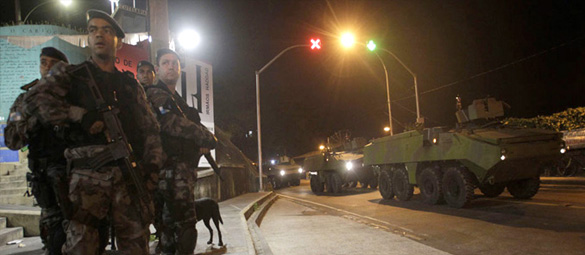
[
  {"xmin": 377, "ymin": 46, "xmax": 421, "ymax": 123},
  {"xmin": 178, "ymin": 29, "xmax": 201, "ymax": 50},
  {"xmin": 19, "ymin": 0, "xmax": 72, "ymax": 24},
  {"xmin": 341, "ymin": 35, "xmax": 394, "ymax": 135},
  {"xmin": 341, "ymin": 32, "xmax": 355, "ymax": 48},
  {"xmin": 255, "ymin": 39, "xmax": 319, "ymax": 191}
]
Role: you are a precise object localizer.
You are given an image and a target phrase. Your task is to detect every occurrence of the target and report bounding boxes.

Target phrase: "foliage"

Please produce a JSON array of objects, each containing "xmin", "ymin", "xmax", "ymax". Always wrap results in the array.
[{"xmin": 503, "ymin": 107, "xmax": 585, "ymax": 131}]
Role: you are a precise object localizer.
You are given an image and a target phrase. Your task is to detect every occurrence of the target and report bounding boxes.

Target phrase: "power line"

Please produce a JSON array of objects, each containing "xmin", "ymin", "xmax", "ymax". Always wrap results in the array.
[{"xmin": 395, "ymin": 34, "xmax": 585, "ymax": 102}]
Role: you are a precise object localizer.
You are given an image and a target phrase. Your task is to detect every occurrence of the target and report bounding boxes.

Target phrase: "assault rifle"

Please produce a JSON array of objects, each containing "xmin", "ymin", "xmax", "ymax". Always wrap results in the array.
[
  {"xmin": 167, "ymin": 93, "xmax": 223, "ymax": 181},
  {"xmin": 72, "ymin": 64, "xmax": 153, "ymax": 222}
]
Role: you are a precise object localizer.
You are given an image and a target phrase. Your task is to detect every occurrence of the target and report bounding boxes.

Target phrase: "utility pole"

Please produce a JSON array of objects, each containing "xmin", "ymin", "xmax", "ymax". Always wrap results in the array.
[{"xmin": 148, "ymin": 0, "xmax": 170, "ymax": 62}]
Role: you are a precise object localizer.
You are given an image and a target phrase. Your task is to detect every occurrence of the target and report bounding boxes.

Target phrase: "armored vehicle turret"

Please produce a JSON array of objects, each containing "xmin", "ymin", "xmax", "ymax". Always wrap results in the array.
[
  {"xmin": 364, "ymin": 97, "xmax": 565, "ymax": 208},
  {"xmin": 304, "ymin": 130, "xmax": 378, "ymax": 194}
]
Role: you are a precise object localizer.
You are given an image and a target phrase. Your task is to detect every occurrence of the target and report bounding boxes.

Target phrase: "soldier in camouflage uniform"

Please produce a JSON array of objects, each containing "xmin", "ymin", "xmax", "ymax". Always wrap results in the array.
[
  {"xmin": 21, "ymin": 10, "xmax": 164, "ymax": 254},
  {"xmin": 136, "ymin": 60, "xmax": 156, "ymax": 87},
  {"xmin": 146, "ymin": 48, "xmax": 217, "ymax": 255},
  {"xmin": 4, "ymin": 47, "xmax": 69, "ymax": 255}
]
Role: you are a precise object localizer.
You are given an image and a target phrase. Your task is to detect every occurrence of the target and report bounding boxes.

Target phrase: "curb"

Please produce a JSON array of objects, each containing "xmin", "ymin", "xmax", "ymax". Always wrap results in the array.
[
  {"xmin": 541, "ymin": 177, "xmax": 585, "ymax": 186},
  {"xmin": 240, "ymin": 192, "xmax": 275, "ymax": 255}
]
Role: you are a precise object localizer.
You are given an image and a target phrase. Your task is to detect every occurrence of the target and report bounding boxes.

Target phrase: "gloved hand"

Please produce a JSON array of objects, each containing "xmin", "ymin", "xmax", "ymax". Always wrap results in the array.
[
  {"xmin": 142, "ymin": 163, "xmax": 160, "ymax": 192},
  {"xmin": 80, "ymin": 110, "xmax": 104, "ymax": 135}
]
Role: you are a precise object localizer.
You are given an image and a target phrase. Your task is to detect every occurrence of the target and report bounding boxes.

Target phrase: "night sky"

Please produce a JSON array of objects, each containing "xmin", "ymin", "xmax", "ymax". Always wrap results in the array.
[{"xmin": 2, "ymin": 0, "xmax": 585, "ymax": 160}]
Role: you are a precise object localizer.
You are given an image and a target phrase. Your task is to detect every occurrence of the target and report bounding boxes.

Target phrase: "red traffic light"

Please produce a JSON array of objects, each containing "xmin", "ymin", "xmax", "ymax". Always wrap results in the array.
[{"xmin": 310, "ymin": 38, "xmax": 321, "ymax": 50}]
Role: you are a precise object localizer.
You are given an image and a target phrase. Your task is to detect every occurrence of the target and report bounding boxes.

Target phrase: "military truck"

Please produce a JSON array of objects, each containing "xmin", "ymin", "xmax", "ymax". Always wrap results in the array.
[
  {"xmin": 304, "ymin": 130, "xmax": 378, "ymax": 194},
  {"xmin": 265, "ymin": 156, "xmax": 303, "ymax": 189},
  {"xmin": 364, "ymin": 97, "xmax": 566, "ymax": 208}
]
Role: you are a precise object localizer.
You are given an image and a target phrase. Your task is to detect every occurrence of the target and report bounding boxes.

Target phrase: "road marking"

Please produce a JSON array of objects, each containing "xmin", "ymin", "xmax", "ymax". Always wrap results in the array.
[{"xmin": 277, "ymin": 194, "xmax": 428, "ymax": 241}]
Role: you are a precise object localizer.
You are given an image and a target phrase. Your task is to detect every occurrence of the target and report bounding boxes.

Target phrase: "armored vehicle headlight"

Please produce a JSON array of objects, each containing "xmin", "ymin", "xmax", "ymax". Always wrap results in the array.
[
  {"xmin": 280, "ymin": 170, "xmax": 285, "ymax": 176},
  {"xmin": 560, "ymin": 148, "xmax": 566, "ymax": 154},
  {"xmin": 345, "ymin": 161, "xmax": 353, "ymax": 171},
  {"xmin": 432, "ymin": 138, "xmax": 437, "ymax": 144},
  {"xmin": 500, "ymin": 155, "xmax": 506, "ymax": 161},
  {"xmin": 298, "ymin": 168, "xmax": 303, "ymax": 173}
]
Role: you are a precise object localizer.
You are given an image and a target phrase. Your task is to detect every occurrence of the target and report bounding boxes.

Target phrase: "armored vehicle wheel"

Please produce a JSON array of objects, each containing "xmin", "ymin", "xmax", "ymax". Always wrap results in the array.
[
  {"xmin": 361, "ymin": 180, "xmax": 369, "ymax": 188},
  {"xmin": 378, "ymin": 170, "xmax": 394, "ymax": 199},
  {"xmin": 310, "ymin": 175, "xmax": 324, "ymax": 193},
  {"xmin": 419, "ymin": 168, "xmax": 444, "ymax": 205},
  {"xmin": 269, "ymin": 177, "xmax": 277, "ymax": 190},
  {"xmin": 291, "ymin": 179, "xmax": 301, "ymax": 186},
  {"xmin": 348, "ymin": 181, "xmax": 358, "ymax": 188},
  {"xmin": 507, "ymin": 177, "xmax": 540, "ymax": 199},
  {"xmin": 274, "ymin": 178, "xmax": 283, "ymax": 189},
  {"xmin": 479, "ymin": 183, "xmax": 506, "ymax": 198},
  {"xmin": 329, "ymin": 173, "xmax": 343, "ymax": 193},
  {"xmin": 369, "ymin": 177, "xmax": 378, "ymax": 189},
  {"xmin": 442, "ymin": 167, "xmax": 475, "ymax": 208},
  {"xmin": 393, "ymin": 168, "xmax": 414, "ymax": 201}
]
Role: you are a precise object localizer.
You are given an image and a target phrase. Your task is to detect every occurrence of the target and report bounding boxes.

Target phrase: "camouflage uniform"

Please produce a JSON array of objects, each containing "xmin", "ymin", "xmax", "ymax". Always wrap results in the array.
[
  {"xmin": 146, "ymin": 80, "xmax": 217, "ymax": 255},
  {"xmin": 5, "ymin": 80, "xmax": 69, "ymax": 255},
  {"xmin": 22, "ymin": 60, "xmax": 164, "ymax": 255}
]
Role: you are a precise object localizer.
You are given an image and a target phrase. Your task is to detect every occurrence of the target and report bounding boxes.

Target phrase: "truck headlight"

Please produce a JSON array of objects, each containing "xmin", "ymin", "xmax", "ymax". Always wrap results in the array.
[
  {"xmin": 298, "ymin": 168, "xmax": 303, "ymax": 173},
  {"xmin": 280, "ymin": 170, "xmax": 285, "ymax": 176},
  {"xmin": 345, "ymin": 161, "xmax": 353, "ymax": 171}
]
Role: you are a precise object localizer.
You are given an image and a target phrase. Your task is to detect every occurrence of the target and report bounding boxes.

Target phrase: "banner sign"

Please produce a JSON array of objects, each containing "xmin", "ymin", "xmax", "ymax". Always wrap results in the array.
[{"xmin": 176, "ymin": 57, "xmax": 215, "ymax": 167}]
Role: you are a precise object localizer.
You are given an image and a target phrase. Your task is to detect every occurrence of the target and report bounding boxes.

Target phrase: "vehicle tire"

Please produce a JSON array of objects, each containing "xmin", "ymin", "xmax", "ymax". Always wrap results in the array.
[
  {"xmin": 378, "ymin": 169, "xmax": 394, "ymax": 200},
  {"xmin": 269, "ymin": 177, "xmax": 277, "ymax": 190},
  {"xmin": 479, "ymin": 183, "xmax": 506, "ymax": 198},
  {"xmin": 507, "ymin": 177, "xmax": 540, "ymax": 199},
  {"xmin": 369, "ymin": 177, "xmax": 378, "ymax": 189},
  {"xmin": 393, "ymin": 168, "xmax": 414, "ymax": 201},
  {"xmin": 329, "ymin": 173, "xmax": 343, "ymax": 193},
  {"xmin": 360, "ymin": 180, "xmax": 369, "ymax": 189},
  {"xmin": 310, "ymin": 175, "xmax": 324, "ymax": 193},
  {"xmin": 419, "ymin": 168, "xmax": 444, "ymax": 205},
  {"xmin": 442, "ymin": 167, "xmax": 475, "ymax": 208},
  {"xmin": 348, "ymin": 181, "xmax": 358, "ymax": 188},
  {"xmin": 556, "ymin": 156, "xmax": 580, "ymax": 177},
  {"xmin": 274, "ymin": 178, "xmax": 282, "ymax": 189}
]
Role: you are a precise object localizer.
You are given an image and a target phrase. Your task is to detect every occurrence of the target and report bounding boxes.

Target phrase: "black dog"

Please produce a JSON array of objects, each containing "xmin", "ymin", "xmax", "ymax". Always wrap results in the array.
[{"xmin": 195, "ymin": 198, "xmax": 224, "ymax": 246}]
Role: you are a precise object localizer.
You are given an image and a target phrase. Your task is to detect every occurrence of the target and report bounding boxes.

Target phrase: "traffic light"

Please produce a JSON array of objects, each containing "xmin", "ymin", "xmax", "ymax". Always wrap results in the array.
[
  {"xmin": 367, "ymin": 40, "xmax": 376, "ymax": 51},
  {"xmin": 310, "ymin": 38, "xmax": 321, "ymax": 50}
]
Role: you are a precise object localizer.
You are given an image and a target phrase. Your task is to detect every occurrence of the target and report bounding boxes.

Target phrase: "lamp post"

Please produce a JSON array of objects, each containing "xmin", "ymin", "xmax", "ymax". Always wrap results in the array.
[
  {"xmin": 18, "ymin": 0, "xmax": 72, "ymax": 24},
  {"xmin": 255, "ymin": 43, "xmax": 314, "ymax": 191},
  {"xmin": 373, "ymin": 51, "xmax": 393, "ymax": 135},
  {"xmin": 378, "ymin": 47, "xmax": 421, "ymax": 123},
  {"xmin": 345, "ymin": 37, "xmax": 394, "ymax": 135}
]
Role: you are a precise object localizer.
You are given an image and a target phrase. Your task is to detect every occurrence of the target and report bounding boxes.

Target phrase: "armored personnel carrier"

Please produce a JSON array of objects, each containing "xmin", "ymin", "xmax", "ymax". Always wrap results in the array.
[
  {"xmin": 304, "ymin": 130, "xmax": 378, "ymax": 194},
  {"xmin": 364, "ymin": 97, "xmax": 566, "ymax": 208},
  {"xmin": 264, "ymin": 156, "xmax": 303, "ymax": 189}
]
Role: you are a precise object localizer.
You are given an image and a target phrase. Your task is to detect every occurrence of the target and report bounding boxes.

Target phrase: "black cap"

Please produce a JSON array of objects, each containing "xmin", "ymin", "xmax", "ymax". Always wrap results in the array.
[
  {"xmin": 136, "ymin": 60, "xmax": 154, "ymax": 72},
  {"xmin": 40, "ymin": 47, "xmax": 68, "ymax": 63},
  {"xmin": 86, "ymin": 9, "xmax": 125, "ymax": 39},
  {"xmin": 156, "ymin": 48, "xmax": 182, "ymax": 67}
]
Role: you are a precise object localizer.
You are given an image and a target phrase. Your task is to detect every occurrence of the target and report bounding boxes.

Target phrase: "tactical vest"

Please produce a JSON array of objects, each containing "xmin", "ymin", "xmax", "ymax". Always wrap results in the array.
[
  {"xmin": 64, "ymin": 62, "xmax": 146, "ymax": 159},
  {"xmin": 147, "ymin": 83, "xmax": 200, "ymax": 162}
]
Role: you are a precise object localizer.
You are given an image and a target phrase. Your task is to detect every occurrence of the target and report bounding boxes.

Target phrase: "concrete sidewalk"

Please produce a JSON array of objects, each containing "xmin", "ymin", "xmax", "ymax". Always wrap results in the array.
[{"xmin": 0, "ymin": 192, "xmax": 273, "ymax": 255}]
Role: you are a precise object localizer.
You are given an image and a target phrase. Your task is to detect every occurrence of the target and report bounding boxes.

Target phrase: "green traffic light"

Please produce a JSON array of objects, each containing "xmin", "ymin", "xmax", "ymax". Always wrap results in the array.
[{"xmin": 367, "ymin": 40, "xmax": 376, "ymax": 51}]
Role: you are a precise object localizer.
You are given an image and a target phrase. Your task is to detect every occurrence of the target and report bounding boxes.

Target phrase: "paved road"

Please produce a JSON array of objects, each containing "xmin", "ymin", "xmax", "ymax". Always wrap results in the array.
[
  {"xmin": 271, "ymin": 180, "xmax": 585, "ymax": 255},
  {"xmin": 261, "ymin": 198, "xmax": 450, "ymax": 255}
]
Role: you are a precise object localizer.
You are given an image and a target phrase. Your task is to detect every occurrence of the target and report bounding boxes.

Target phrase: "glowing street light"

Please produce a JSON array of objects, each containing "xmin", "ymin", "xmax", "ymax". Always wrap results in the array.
[
  {"xmin": 367, "ymin": 40, "xmax": 376, "ymax": 51},
  {"xmin": 319, "ymin": 145, "xmax": 325, "ymax": 150},
  {"xmin": 384, "ymin": 126, "xmax": 390, "ymax": 132},
  {"xmin": 20, "ymin": 0, "xmax": 73, "ymax": 24},
  {"xmin": 178, "ymin": 29, "xmax": 201, "ymax": 50},
  {"xmin": 340, "ymin": 32, "xmax": 355, "ymax": 48}
]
